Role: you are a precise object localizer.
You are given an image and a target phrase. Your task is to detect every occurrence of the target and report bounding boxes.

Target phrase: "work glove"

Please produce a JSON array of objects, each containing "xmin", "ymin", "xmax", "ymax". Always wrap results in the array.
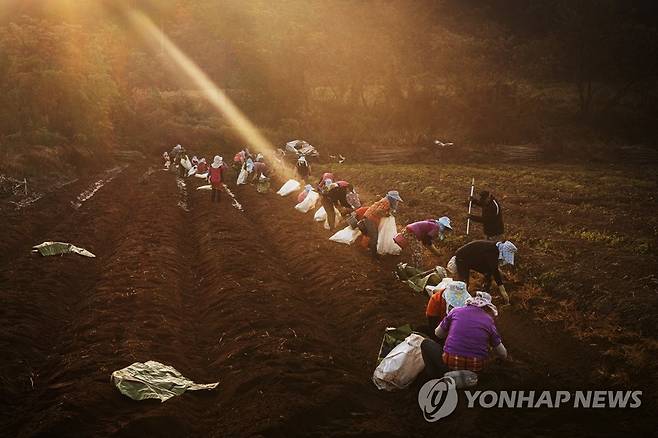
[{"xmin": 498, "ymin": 285, "xmax": 510, "ymax": 305}]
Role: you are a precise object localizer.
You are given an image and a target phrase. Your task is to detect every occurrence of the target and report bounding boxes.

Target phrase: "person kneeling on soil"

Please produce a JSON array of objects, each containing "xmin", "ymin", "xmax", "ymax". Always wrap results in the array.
[
  {"xmin": 207, "ymin": 156, "xmax": 227, "ymax": 203},
  {"xmin": 395, "ymin": 217, "xmax": 453, "ymax": 269},
  {"xmin": 360, "ymin": 191, "xmax": 403, "ymax": 258},
  {"xmin": 421, "ymin": 291, "xmax": 507, "ymax": 378},
  {"xmin": 426, "ymin": 280, "xmax": 471, "ymax": 341},
  {"xmin": 320, "ymin": 180, "xmax": 358, "ymax": 231},
  {"xmin": 447, "ymin": 239, "xmax": 517, "ymax": 305}
]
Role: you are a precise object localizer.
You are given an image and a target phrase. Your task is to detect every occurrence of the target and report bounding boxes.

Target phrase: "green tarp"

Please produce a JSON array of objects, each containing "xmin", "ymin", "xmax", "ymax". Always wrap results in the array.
[
  {"xmin": 32, "ymin": 241, "xmax": 96, "ymax": 258},
  {"xmin": 395, "ymin": 263, "xmax": 446, "ymax": 293},
  {"xmin": 111, "ymin": 361, "xmax": 218, "ymax": 402},
  {"xmin": 377, "ymin": 324, "xmax": 414, "ymax": 363}
]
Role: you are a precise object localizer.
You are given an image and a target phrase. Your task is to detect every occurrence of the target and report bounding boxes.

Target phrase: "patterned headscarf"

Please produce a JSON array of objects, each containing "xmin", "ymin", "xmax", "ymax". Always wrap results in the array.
[{"xmin": 465, "ymin": 291, "xmax": 498, "ymax": 316}]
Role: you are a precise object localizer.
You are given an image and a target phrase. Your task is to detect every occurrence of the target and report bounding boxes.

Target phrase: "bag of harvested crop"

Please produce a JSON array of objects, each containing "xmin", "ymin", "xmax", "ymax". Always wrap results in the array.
[
  {"xmin": 295, "ymin": 190, "xmax": 319, "ymax": 213},
  {"xmin": 314, "ymin": 206, "xmax": 327, "ymax": 222},
  {"xmin": 372, "ymin": 333, "xmax": 425, "ymax": 391},
  {"xmin": 324, "ymin": 207, "xmax": 342, "ymax": 229},
  {"xmin": 377, "ymin": 216, "xmax": 402, "ymax": 255},
  {"xmin": 277, "ymin": 179, "xmax": 301, "ymax": 196},
  {"xmin": 329, "ymin": 226, "xmax": 362, "ymax": 245},
  {"xmin": 237, "ymin": 167, "xmax": 248, "ymax": 185}
]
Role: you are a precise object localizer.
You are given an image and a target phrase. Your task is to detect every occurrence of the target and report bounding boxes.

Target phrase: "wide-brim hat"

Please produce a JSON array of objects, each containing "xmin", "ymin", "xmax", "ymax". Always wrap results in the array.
[
  {"xmin": 386, "ymin": 190, "xmax": 403, "ymax": 202},
  {"xmin": 436, "ymin": 216, "xmax": 452, "ymax": 230},
  {"xmin": 443, "ymin": 281, "xmax": 471, "ymax": 309},
  {"xmin": 465, "ymin": 291, "xmax": 498, "ymax": 316}
]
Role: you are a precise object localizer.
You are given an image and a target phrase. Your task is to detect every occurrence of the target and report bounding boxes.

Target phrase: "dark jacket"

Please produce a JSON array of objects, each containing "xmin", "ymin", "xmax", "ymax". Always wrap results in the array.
[
  {"xmin": 471, "ymin": 197, "xmax": 504, "ymax": 237},
  {"xmin": 455, "ymin": 240, "xmax": 504, "ymax": 287}
]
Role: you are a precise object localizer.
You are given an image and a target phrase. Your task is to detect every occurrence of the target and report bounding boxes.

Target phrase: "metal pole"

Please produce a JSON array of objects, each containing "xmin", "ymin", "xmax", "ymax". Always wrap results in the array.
[{"xmin": 466, "ymin": 178, "xmax": 474, "ymax": 235}]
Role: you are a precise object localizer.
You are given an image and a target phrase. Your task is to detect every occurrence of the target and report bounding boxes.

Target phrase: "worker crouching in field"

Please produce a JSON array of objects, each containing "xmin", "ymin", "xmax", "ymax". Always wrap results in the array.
[
  {"xmin": 207, "ymin": 156, "xmax": 227, "ymax": 203},
  {"xmin": 394, "ymin": 217, "xmax": 453, "ymax": 269},
  {"xmin": 196, "ymin": 158, "xmax": 208, "ymax": 174},
  {"xmin": 251, "ymin": 154, "xmax": 269, "ymax": 182},
  {"xmin": 447, "ymin": 240, "xmax": 517, "ymax": 304},
  {"xmin": 421, "ymin": 291, "xmax": 507, "ymax": 377},
  {"xmin": 425, "ymin": 280, "xmax": 471, "ymax": 341},
  {"xmin": 360, "ymin": 190, "xmax": 403, "ymax": 258},
  {"xmin": 468, "ymin": 190, "xmax": 504, "ymax": 240},
  {"xmin": 320, "ymin": 180, "xmax": 358, "ymax": 231},
  {"xmin": 296, "ymin": 156, "xmax": 311, "ymax": 181}
]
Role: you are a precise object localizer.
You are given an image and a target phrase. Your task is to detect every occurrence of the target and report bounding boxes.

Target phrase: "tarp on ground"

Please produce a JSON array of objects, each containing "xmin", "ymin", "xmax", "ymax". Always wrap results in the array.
[
  {"xmin": 32, "ymin": 241, "xmax": 96, "ymax": 258},
  {"xmin": 111, "ymin": 360, "xmax": 218, "ymax": 402},
  {"xmin": 377, "ymin": 324, "xmax": 414, "ymax": 363},
  {"xmin": 285, "ymin": 140, "xmax": 319, "ymax": 157},
  {"xmin": 395, "ymin": 263, "xmax": 448, "ymax": 293}
]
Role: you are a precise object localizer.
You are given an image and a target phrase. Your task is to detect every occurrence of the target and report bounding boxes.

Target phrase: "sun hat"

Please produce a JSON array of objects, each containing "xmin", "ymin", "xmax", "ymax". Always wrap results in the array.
[
  {"xmin": 465, "ymin": 291, "xmax": 498, "ymax": 316},
  {"xmin": 386, "ymin": 190, "xmax": 403, "ymax": 202},
  {"xmin": 443, "ymin": 281, "xmax": 471, "ymax": 310},
  {"xmin": 436, "ymin": 216, "xmax": 453, "ymax": 230}
]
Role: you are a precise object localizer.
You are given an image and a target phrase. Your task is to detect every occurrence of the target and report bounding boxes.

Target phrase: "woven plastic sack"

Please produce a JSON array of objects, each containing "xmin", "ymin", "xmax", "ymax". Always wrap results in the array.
[
  {"xmin": 314, "ymin": 206, "xmax": 327, "ymax": 222},
  {"xmin": 377, "ymin": 216, "xmax": 402, "ymax": 255},
  {"xmin": 294, "ymin": 190, "xmax": 319, "ymax": 213},
  {"xmin": 277, "ymin": 179, "xmax": 301, "ymax": 196},
  {"xmin": 372, "ymin": 334, "xmax": 425, "ymax": 391},
  {"xmin": 237, "ymin": 167, "xmax": 248, "ymax": 185},
  {"xmin": 324, "ymin": 207, "xmax": 342, "ymax": 229},
  {"xmin": 329, "ymin": 226, "xmax": 362, "ymax": 245}
]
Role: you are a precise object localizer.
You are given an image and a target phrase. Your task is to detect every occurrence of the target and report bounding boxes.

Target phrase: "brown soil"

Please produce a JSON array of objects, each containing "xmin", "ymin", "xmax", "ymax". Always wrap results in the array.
[{"xmin": 0, "ymin": 163, "xmax": 654, "ymax": 437}]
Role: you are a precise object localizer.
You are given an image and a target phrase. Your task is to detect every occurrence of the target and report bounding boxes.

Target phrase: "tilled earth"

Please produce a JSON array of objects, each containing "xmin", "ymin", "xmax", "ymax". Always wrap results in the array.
[{"xmin": 0, "ymin": 165, "xmax": 653, "ymax": 437}]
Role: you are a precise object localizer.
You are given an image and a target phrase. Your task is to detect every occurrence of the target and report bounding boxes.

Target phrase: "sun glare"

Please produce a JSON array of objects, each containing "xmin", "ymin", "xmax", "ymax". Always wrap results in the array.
[{"xmin": 121, "ymin": 6, "xmax": 296, "ymax": 180}]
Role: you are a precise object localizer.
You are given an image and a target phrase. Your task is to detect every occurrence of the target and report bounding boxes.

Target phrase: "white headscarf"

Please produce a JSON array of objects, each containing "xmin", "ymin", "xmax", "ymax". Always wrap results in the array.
[
  {"xmin": 211, "ymin": 155, "xmax": 223, "ymax": 169},
  {"xmin": 465, "ymin": 291, "xmax": 498, "ymax": 316},
  {"xmin": 497, "ymin": 241, "xmax": 518, "ymax": 266}
]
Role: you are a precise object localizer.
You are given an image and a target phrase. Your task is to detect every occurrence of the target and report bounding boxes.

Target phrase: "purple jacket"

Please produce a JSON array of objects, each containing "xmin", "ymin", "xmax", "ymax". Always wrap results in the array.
[{"xmin": 439, "ymin": 305, "xmax": 502, "ymax": 359}]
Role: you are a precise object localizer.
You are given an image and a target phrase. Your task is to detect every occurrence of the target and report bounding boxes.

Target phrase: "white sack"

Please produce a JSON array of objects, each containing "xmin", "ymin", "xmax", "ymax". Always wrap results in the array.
[
  {"xmin": 372, "ymin": 334, "xmax": 425, "ymax": 391},
  {"xmin": 377, "ymin": 216, "xmax": 402, "ymax": 255},
  {"xmin": 314, "ymin": 206, "xmax": 327, "ymax": 222},
  {"xmin": 237, "ymin": 168, "xmax": 248, "ymax": 185},
  {"xmin": 194, "ymin": 172, "xmax": 208, "ymax": 179},
  {"xmin": 323, "ymin": 207, "xmax": 342, "ymax": 229},
  {"xmin": 329, "ymin": 226, "xmax": 362, "ymax": 245},
  {"xmin": 294, "ymin": 190, "xmax": 319, "ymax": 213},
  {"xmin": 187, "ymin": 165, "xmax": 197, "ymax": 177},
  {"xmin": 181, "ymin": 157, "xmax": 192, "ymax": 171},
  {"xmin": 277, "ymin": 179, "xmax": 301, "ymax": 196}
]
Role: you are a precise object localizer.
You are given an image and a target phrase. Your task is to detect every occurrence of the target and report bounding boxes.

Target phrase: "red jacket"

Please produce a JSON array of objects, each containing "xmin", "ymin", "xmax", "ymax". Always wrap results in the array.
[{"xmin": 208, "ymin": 165, "xmax": 226, "ymax": 184}]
